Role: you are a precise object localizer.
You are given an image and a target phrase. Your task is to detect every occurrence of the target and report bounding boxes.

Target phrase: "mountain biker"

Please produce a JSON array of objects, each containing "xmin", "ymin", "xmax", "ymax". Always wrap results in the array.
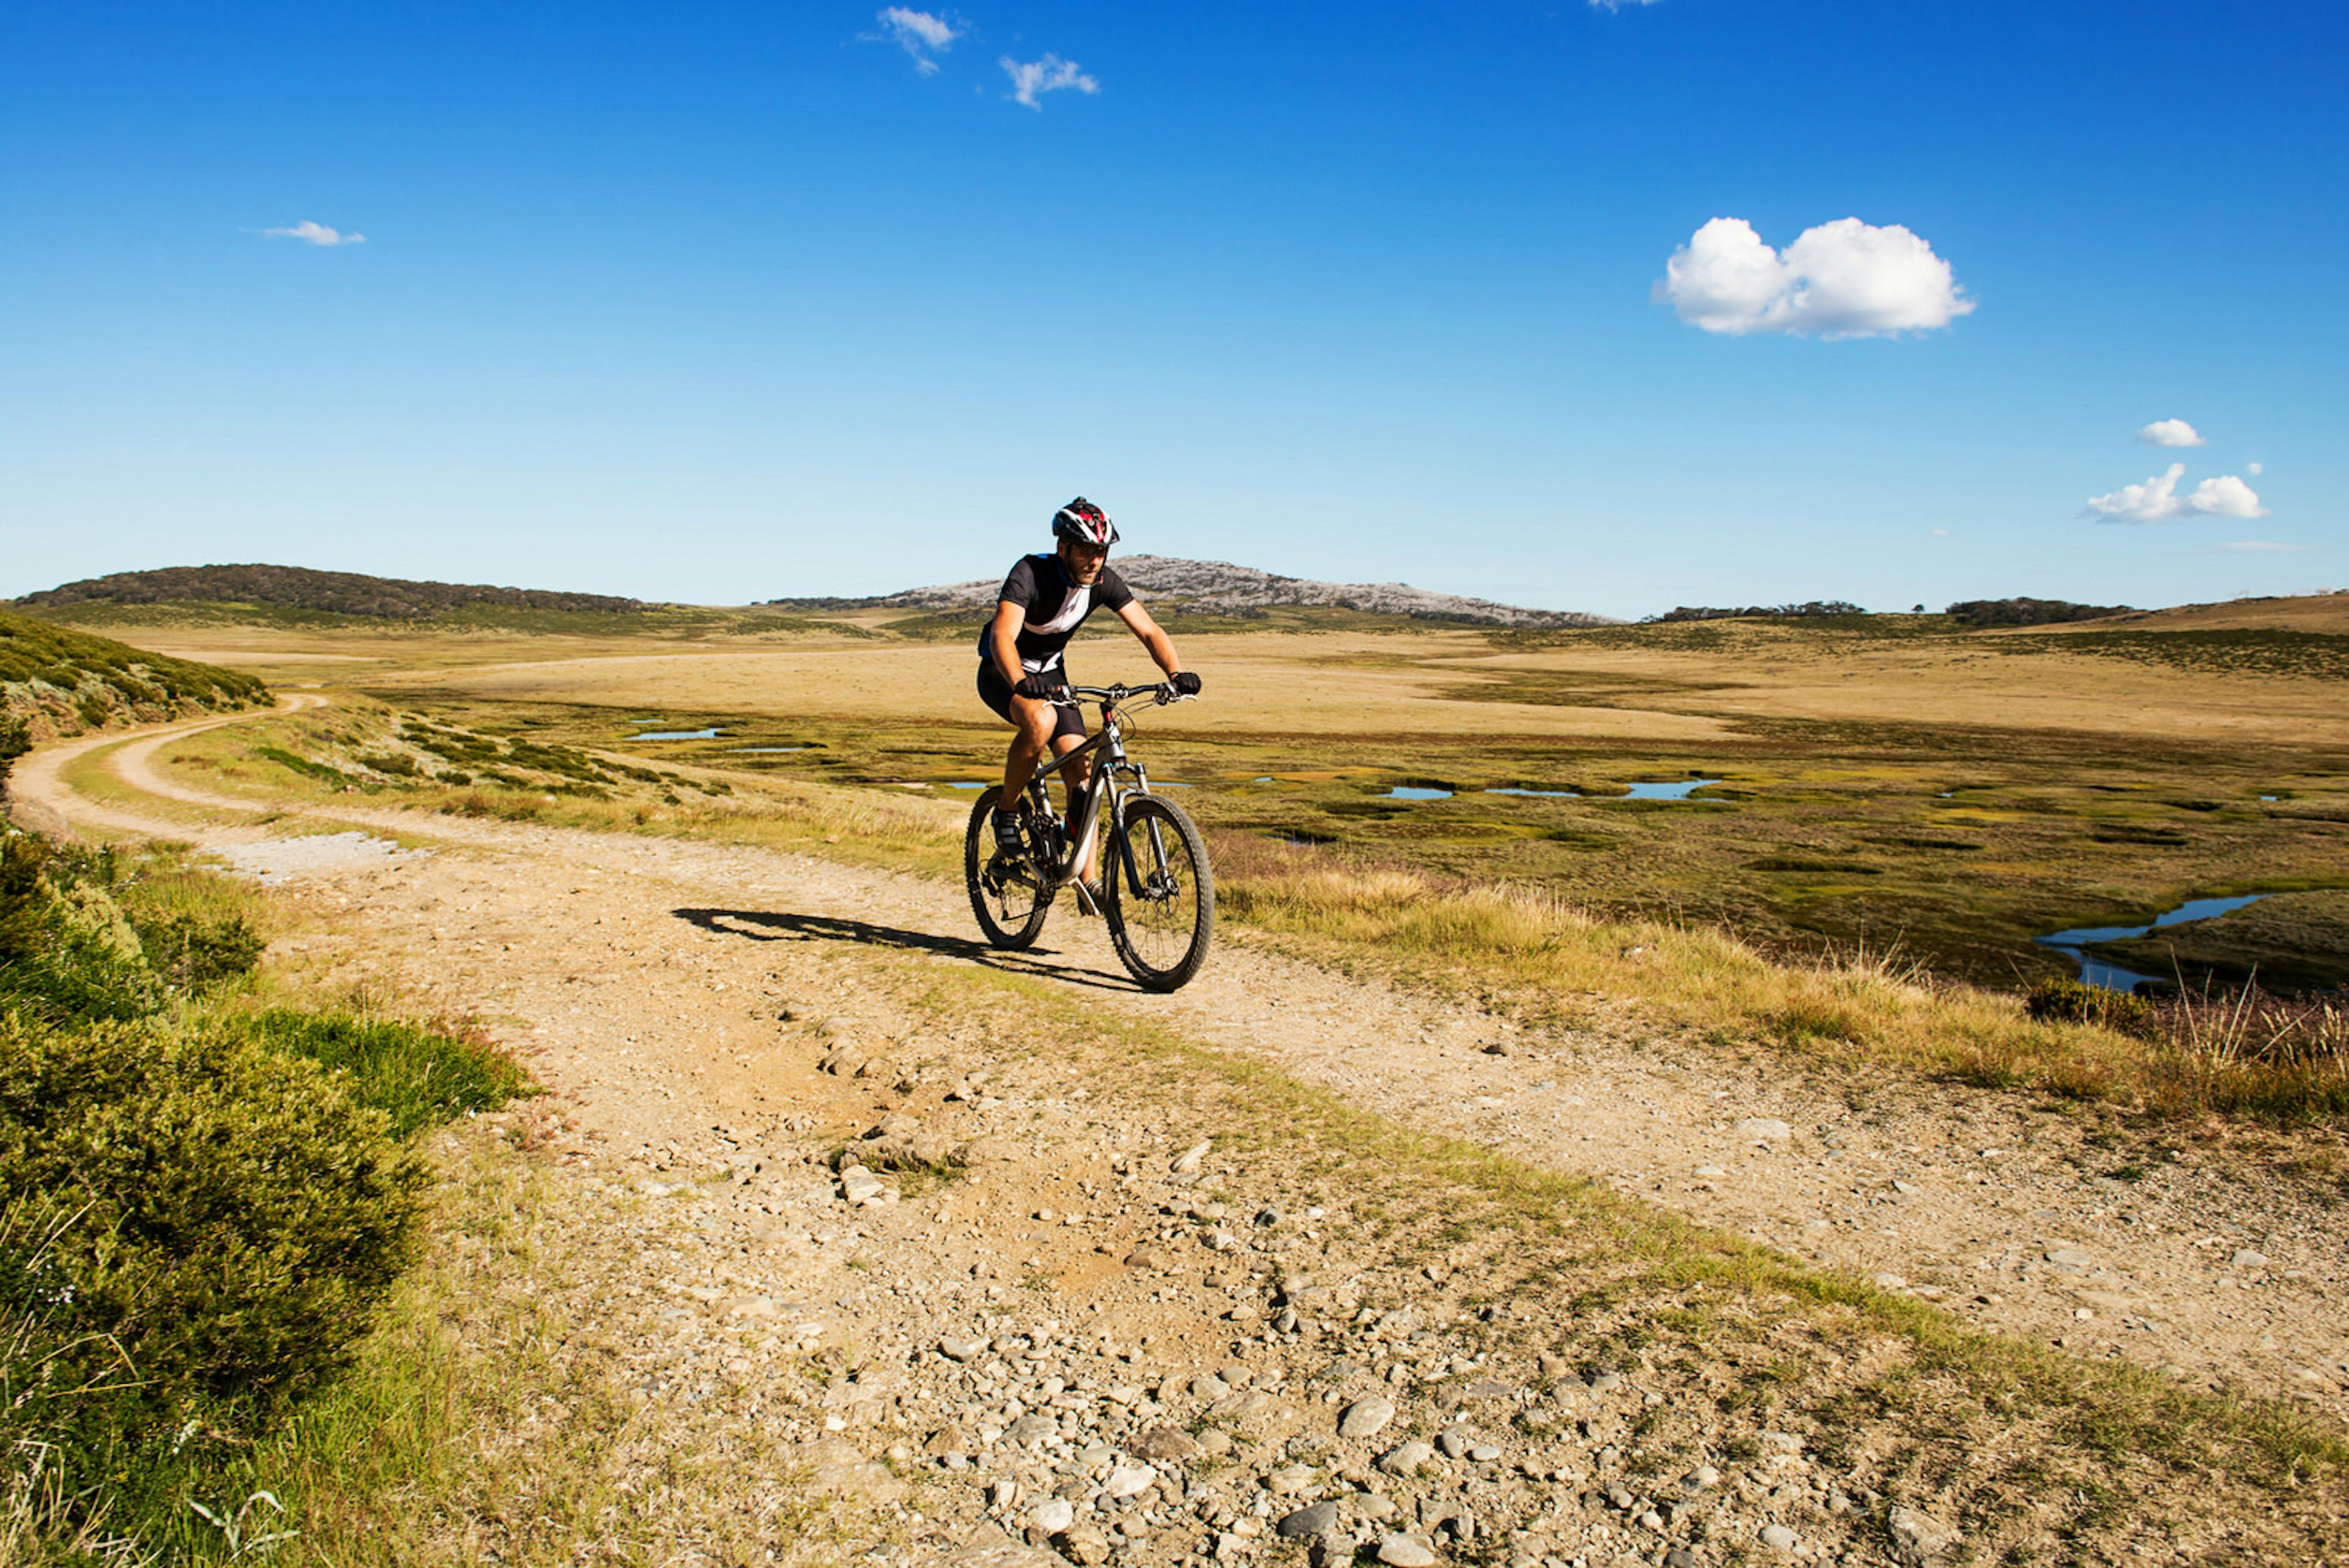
[{"xmin": 979, "ymin": 497, "xmax": 1200, "ymax": 911}]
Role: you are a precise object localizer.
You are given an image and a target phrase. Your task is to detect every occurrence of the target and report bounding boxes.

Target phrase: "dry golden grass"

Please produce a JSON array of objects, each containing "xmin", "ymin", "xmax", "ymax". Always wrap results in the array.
[{"xmin": 1209, "ymin": 836, "xmax": 2349, "ymax": 1123}]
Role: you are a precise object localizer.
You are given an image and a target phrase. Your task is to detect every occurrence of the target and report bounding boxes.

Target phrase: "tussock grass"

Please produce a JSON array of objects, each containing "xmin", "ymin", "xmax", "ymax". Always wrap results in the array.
[{"xmin": 1211, "ymin": 837, "xmax": 2349, "ymax": 1125}]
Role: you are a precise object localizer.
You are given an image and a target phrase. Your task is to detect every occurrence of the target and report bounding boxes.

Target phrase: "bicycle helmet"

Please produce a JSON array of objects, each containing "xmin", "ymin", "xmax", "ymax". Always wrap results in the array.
[{"xmin": 1052, "ymin": 497, "xmax": 1119, "ymax": 548}]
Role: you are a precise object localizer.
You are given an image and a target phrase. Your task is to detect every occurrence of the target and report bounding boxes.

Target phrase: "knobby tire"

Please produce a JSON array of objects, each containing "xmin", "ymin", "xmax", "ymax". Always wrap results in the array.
[
  {"xmin": 963, "ymin": 785, "xmax": 1055, "ymax": 949},
  {"xmin": 1104, "ymin": 793, "xmax": 1214, "ymax": 992}
]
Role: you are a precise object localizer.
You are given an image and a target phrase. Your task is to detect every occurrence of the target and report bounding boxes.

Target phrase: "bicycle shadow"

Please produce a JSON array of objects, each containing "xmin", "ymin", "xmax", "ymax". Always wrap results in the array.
[{"xmin": 671, "ymin": 907, "xmax": 1146, "ymax": 994}]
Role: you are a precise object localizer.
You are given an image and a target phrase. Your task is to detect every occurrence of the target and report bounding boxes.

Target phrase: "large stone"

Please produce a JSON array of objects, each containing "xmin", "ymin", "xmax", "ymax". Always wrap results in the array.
[
  {"xmin": 1338, "ymin": 1395, "xmax": 1397, "ymax": 1438},
  {"xmin": 940, "ymin": 1337, "xmax": 987, "ymax": 1362},
  {"xmin": 1172, "ymin": 1140, "xmax": 1211, "ymax": 1175},
  {"xmin": 1030, "ymin": 1499, "xmax": 1075, "ymax": 1535},
  {"xmin": 1129, "ymin": 1427, "xmax": 1200, "ymax": 1461},
  {"xmin": 1759, "ymin": 1524, "xmax": 1800, "ymax": 1552},
  {"xmin": 1888, "ymin": 1506, "xmax": 1962, "ymax": 1567},
  {"xmin": 1006, "ymin": 1413, "xmax": 1056, "ymax": 1447},
  {"xmin": 1379, "ymin": 1441, "xmax": 1435, "ymax": 1475},
  {"xmin": 1434, "ymin": 1429, "xmax": 1472, "ymax": 1459},
  {"xmin": 1277, "ymin": 1502, "xmax": 1341, "ymax": 1539},
  {"xmin": 1376, "ymin": 1534, "xmax": 1438, "ymax": 1567},
  {"xmin": 1735, "ymin": 1117, "xmax": 1793, "ymax": 1143},
  {"xmin": 1052, "ymin": 1524, "xmax": 1113, "ymax": 1565},
  {"xmin": 1102, "ymin": 1465, "xmax": 1157, "ymax": 1501}
]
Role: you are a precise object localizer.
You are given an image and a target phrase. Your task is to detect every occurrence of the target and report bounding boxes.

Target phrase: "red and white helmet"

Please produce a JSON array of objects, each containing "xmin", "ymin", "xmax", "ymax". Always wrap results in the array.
[{"xmin": 1052, "ymin": 497, "xmax": 1119, "ymax": 548}]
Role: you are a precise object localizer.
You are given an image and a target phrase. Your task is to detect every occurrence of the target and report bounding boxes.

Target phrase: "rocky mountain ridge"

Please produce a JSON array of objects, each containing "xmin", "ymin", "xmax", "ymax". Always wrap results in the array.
[{"xmin": 777, "ymin": 557, "xmax": 1616, "ymax": 630}]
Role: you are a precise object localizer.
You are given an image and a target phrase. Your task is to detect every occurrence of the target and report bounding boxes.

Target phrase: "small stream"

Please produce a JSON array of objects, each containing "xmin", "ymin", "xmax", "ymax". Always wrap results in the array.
[{"xmin": 2035, "ymin": 894, "xmax": 2269, "ymax": 993}]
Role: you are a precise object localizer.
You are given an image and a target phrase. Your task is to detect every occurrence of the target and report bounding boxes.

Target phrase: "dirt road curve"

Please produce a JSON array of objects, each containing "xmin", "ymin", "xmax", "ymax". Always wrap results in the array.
[{"xmin": 17, "ymin": 701, "xmax": 2349, "ymax": 1427}]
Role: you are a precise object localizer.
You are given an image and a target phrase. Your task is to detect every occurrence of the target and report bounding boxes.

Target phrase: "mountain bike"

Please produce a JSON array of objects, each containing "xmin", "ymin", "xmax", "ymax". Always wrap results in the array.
[{"xmin": 962, "ymin": 680, "xmax": 1214, "ymax": 992}]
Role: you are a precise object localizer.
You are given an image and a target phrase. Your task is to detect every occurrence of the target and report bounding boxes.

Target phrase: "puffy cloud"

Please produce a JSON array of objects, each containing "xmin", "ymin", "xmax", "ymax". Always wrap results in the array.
[
  {"xmin": 2136, "ymin": 418, "xmax": 2205, "ymax": 448},
  {"xmin": 2082, "ymin": 463, "xmax": 2269, "ymax": 524},
  {"xmin": 1001, "ymin": 53, "xmax": 1097, "ymax": 108},
  {"xmin": 1653, "ymin": 217, "xmax": 1973, "ymax": 338},
  {"xmin": 261, "ymin": 220, "xmax": 363, "ymax": 247},
  {"xmin": 871, "ymin": 7, "xmax": 958, "ymax": 75},
  {"xmin": 2186, "ymin": 473, "xmax": 2269, "ymax": 519}
]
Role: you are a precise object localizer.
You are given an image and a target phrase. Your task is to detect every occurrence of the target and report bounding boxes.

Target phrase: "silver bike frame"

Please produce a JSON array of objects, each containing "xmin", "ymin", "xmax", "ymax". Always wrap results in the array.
[{"xmin": 1022, "ymin": 684, "xmax": 1169, "ymax": 893}]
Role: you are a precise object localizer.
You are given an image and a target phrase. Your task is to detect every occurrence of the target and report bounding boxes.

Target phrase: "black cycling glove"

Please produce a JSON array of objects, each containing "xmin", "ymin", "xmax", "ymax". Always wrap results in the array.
[
  {"xmin": 1014, "ymin": 674, "xmax": 1067, "ymax": 700},
  {"xmin": 1171, "ymin": 671, "xmax": 1203, "ymax": 696}
]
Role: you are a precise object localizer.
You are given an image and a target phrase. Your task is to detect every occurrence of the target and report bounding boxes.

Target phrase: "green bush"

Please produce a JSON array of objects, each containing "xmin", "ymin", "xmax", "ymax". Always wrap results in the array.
[
  {"xmin": 2026, "ymin": 976, "xmax": 2158, "ymax": 1038},
  {"xmin": 0, "ymin": 1013, "xmax": 429, "ymax": 1491},
  {"xmin": 0, "ymin": 833, "xmax": 157, "ymax": 1024},
  {"xmin": 0, "ymin": 715, "xmax": 28, "ymax": 787}
]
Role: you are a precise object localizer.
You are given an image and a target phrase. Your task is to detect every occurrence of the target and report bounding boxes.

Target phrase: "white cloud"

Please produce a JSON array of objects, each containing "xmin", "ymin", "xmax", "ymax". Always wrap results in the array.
[
  {"xmin": 2247, "ymin": 461, "xmax": 2264, "ymax": 476},
  {"xmin": 1589, "ymin": 0, "xmax": 1665, "ymax": 9},
  {"xmin": 1653, "ymin": 217, "xmax": 1973, "ymax": 338},
  {"xmin": 870, "ymin": 7, "xmax": 959, "ymax": 75},
  {"xmin": 261, "ymin": 220, "xmax": 363, "ymax": 247},
  {"xmin": 2216, "ymin": 540, "xmax": 2303, "ymax": 552},
  {"xmin": 2083, "ymin": 462, "xmax": 2270, "ymax": 524},
  {"xmin": 2186, "ymin": 473, "xmax": 2268, "ymax": 519},
  {"xmin": 1001, "ymin": 53, "xmax": 1097, "ymax": 108},
  {"xmin": 2136, "ymin": 418, "xmax": 2204, "ymax": 448}
]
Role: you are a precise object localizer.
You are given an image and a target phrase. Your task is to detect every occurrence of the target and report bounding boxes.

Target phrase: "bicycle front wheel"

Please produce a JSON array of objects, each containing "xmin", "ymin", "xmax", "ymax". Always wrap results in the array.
[
  {"xmin": 964, "ymin": 786, "xmax": 1055, "ymax": 949},
  {"xmin": 1104, "ymin": 794, "xmax": 1214, "ymax": 992}
]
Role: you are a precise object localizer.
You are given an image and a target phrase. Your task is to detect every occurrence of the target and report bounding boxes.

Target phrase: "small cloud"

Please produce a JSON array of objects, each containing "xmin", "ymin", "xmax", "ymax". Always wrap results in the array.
[
  {"xmin": 2083, "ymin": 462, "xmax": 2269, "ymax": 524},
  {"xmin": 869, "ymin": 7, "xmax": 959, "ymax": 75},
  {"xmin": 1653, "ymin": 217, "xmax": 1973, "ymax": 338},
  {"xmin": 1001, "ymin": 52, "xmax": 1097, "ymax": 108},
  {"xmin": 2216, "ymin": 540, "xmax": 2303, "ymax": 552},
  {"xmin": 261, "ymin": 220, "xmax": 363, "ymax": 247},
  {"xmin": 2136, "ymin": 418, "xmax": 2205, "ymax": 448},
  {"xmin": 1589, "ymin": 0, "xmax": 1664, "ymax": 8},
  {"xmin": 1929, "ymin": 529, "xmax": 1950, "ymax": 537},
  {"xmin": 2247, "ymin": 461, "xmax": 2264, "ymax": 476}
]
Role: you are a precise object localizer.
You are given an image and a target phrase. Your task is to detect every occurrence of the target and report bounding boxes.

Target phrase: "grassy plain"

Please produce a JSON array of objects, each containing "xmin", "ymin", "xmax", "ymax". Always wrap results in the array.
[{"xmin": 51, "ymin": 592, "xmax": 2349, "ymax": 1118}]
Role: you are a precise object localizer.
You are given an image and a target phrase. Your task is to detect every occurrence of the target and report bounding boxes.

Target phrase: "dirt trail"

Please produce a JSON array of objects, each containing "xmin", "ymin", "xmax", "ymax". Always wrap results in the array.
[{"xmin": 20, "ymin": 700, "xmax": 2347, "ymax": 1434}]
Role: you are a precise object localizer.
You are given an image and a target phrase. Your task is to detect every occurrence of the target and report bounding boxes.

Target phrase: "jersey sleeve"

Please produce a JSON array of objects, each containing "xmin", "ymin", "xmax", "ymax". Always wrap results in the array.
[
  {"xmin": 997, "ymin": 555, "xmax": 1041, "ymax": 609},
  {"xmin": 1093, "ymin": 565, "xmax": 1136, "ymax": 613}
]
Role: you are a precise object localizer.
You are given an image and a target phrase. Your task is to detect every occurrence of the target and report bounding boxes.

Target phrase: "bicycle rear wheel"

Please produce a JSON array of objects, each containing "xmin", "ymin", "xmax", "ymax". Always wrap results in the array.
[
  {"xmin": 1104, "ymin": 794, "xmax": 1214, "ymax": 992},
  {"xmin": 964, "ymin": 785, "xmax": 1056, "ymax": 949}
]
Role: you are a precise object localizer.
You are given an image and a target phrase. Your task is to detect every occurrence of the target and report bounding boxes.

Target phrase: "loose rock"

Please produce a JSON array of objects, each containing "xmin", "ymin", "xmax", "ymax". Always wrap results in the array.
[{"xmin": 1338, "ymin": 1395, "xmax": 1397, "ymax": 1438}]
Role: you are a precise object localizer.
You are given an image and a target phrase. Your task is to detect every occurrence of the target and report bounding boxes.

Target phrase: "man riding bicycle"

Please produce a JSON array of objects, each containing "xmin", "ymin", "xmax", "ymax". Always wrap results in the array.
[{"xmin": 978, "ymin": 497, "xmax": 1200, "ymax": 911}]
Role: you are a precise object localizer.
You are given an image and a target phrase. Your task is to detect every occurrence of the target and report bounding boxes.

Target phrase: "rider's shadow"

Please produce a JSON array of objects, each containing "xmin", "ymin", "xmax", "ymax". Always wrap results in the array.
[{"xmin": 672, "ymin": 908, "xmax": 1143, "ymax": 992}]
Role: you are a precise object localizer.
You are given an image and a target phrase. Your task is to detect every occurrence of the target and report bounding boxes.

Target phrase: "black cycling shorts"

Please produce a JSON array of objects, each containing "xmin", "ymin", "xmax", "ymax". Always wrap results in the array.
[{"xmin": 977, "ymin": 662, "xmax": 1086, "ymax": 741}]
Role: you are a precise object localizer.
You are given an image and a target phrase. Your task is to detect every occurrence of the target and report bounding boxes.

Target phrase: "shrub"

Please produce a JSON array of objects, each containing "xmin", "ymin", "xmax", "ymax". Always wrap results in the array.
[
  {"xmin": 0, "ymin": 1013, "xmax": 429, "ymax": 1493},
  {"xmin": 0, "ymin": 716, "xmax": 28, "ymax": 789},
  {"xmin": 2025, "ymin": 976, "xmax": 2158, "ymax": 1038},
  {"xmin": 0, "ymin": 833, "xmax": 157, "ymax": 1024}
]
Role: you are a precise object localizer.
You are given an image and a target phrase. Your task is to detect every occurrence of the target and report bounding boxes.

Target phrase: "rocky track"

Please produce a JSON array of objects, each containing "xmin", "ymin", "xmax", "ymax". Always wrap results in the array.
[{"xmin": 12, "ymin": 704, "xmax": 2347, "ymax": 1566}]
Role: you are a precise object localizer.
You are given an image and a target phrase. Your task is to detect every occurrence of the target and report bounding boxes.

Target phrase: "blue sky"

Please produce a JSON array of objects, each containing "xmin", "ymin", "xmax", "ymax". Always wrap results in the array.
[{"xmin": 3, "ymin": 1, "xmax": 2342, "ymax": 617}]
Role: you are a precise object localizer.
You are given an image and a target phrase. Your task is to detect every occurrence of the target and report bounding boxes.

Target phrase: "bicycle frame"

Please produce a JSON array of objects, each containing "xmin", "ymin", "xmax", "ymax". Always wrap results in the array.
[{"xmin": 1020, "ymin": 688, "xmax": 1163, "ymax": 894}]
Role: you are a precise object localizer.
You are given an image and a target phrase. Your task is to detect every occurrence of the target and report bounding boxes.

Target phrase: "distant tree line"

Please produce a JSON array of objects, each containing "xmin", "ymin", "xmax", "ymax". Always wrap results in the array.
[
  {"xmin": 12, "ymin": 565, "xmax": 640, "ymax": 620},
  {"xmin": 1649, "ymin": 601, "xmax": 1866, "ymax": 623},
  {"xmin": 1943, "ymin": 596, "xmax": 2134, "ymax": 627}
]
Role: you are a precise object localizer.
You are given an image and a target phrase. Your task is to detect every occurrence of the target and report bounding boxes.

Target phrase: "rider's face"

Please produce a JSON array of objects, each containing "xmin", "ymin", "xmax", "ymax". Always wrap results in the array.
[{"xmin": 1059, "ymin": 538, "xmax": 1108, "ymax": 583}]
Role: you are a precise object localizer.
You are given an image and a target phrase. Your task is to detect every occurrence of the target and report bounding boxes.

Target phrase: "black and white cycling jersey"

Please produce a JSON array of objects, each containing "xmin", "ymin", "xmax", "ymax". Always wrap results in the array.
[{"xmin": 978, "ymin": 552, "xmax": 1137, "ymax": 674}]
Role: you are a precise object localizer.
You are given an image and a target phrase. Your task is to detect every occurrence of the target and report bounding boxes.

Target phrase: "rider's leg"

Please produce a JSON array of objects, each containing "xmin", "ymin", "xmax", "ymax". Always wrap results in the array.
[{"xmin": 1001, "ymin": 693, "xmax": 1058, "ymax": 800}]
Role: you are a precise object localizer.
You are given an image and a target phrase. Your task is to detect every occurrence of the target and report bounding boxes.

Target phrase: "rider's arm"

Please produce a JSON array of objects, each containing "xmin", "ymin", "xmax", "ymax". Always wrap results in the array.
[
  {"xmin": 989, "ymin": 599, "xmax": 1032, "ymax": 689},
  {"xmin": 1115, "ymin": 600, "xmax": 1184, "ymax": 678}
]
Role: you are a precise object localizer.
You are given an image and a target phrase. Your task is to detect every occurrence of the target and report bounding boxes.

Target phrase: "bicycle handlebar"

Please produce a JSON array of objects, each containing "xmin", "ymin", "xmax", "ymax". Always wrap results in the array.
[{"xmin": 1045, "ymin": 680, "xmax": 1196, "ymax": 709}]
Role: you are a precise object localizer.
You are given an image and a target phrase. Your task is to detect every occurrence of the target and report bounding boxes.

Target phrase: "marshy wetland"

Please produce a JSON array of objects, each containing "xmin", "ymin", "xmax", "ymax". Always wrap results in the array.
[{"xmin": 132, "ymin": 595, "xmax": 2340, "ymax": 1001}]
